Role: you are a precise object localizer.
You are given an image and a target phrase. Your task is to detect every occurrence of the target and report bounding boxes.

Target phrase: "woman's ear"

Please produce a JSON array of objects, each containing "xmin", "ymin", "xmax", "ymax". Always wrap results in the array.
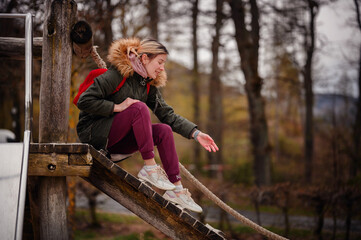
[{"xmin": 141, "ymin": 54, "xmax": 149, "ymax": 64}]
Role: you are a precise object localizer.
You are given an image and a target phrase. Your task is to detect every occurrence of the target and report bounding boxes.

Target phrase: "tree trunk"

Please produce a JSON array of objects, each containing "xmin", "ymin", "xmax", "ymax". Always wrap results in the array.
[
  {"xmin": 31, "ymin": 1, "xmax": 77, "ymax": 239},
  {"xmin": 119, "ymin": 2, "xmax": 128, "ymax": 38},
  {"xmin": 345, "ymin": 198, "xmax": 353, "ymax": 240},
  {"xmin": 331, "ymin": 201, "xmax": 337, "ymax": 240},
  {"xmin": 89, "ymin": 194, "xmax": 101, "ymax": 228},
  {"xmin": 303, "ymin": 0, "xmax": 318, "ymax": 183},
  {"xmin": 230, "ymin": 0, "xmax": 271, "ymax": 186},
  {"xmin": 314, "ymin": 201, "xmax": 324, "ymax": 240},
  {"xmin": 208, "ymin": 0, "xmax": 224, "ymax": 179},
  {"xmin": 102, "ymin": 0, "xmax": 113, "ymax": 48},
  {"xmin": 191, "ymin": 0, "xmax": 201, "ymax": 172},
  {"xmin": 351, "ymin": 45, "xmax": 361, "ymax": 178},
  {"xmin": 148, "ymin": 0, "xmax": 159, "ymax": 40},
  {"xmin": 350, "ymin": 0, "xmax": 361, "ymax": 178},
  {"xmin": 283, "ymin": 206, "xmax": 290, "ymax": 237}
]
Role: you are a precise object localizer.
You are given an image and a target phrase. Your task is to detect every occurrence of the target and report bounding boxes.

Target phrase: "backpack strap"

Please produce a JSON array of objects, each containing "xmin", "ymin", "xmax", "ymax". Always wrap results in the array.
[
  {"xmin": 73, "ymin": 68, "xmax": 107, "ymax": 106},
  {"xmin": 113, "ymin": 78, "xmax": 150, "ymax": 95},
  {"xmin": 74, "ymin": 71, "xmax": 150, "ymax": 107}
]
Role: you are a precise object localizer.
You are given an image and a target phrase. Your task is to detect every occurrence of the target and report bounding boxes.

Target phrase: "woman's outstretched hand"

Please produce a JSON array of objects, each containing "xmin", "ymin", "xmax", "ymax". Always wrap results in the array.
[
  {"xmin": 113, "ymin": 97, "xmax": 140, "ymax": 113},
  {"xmin": 196, "ymin": 132, "xmax": 219, "ymax": 152}
]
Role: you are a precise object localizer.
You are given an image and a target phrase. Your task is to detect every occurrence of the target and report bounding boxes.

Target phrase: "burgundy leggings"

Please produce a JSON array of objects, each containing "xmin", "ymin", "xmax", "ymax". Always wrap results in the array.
[{"xmin": 107, "ymin": 102, "xmax": 181, "ymax": 183}]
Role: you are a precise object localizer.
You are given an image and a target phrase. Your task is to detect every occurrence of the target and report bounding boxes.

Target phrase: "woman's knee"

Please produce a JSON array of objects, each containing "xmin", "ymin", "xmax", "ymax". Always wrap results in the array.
[
  {"xmin": 129, "ymin": 102, "xmax": 149, "ymax": 116},
  {"xmin": 154, "ymin": 124, "xmax": 173, "ymax": 138},
  {"xmin": 131, "ymin": 101, "xmax": 148, "ymax": 110}
]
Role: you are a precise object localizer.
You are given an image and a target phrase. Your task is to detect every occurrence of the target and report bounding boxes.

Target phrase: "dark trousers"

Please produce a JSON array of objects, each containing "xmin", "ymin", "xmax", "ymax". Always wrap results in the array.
[{"xmin": 107, "ymin": 102, "xmax": 181, "ymax": 183}]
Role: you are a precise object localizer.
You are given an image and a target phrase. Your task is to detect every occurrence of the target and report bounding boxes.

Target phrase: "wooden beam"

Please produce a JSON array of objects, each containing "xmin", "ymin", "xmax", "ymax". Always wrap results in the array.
[
  {"xmin": 28, "ymin": 153, "xmax": 92, "ymax": 177},
  {"xmin": 0, "ymin": 37, "xmax": 42, "ymax": 60},
  {"xmin": 69, "ymin": 153, "xmax": 93, "ymax": 165},
  {"xmin": 30, "ymin": 143, "xmax": 90, "ymax": 154},
  {"xmin": 29, "ymin": 143, "xmax": 92, "ymax": 176}
]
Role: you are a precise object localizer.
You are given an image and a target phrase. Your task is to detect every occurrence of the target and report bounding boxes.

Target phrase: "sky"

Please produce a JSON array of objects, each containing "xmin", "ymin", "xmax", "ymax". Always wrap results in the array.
[
  {"xmin": 163, "ymin": 0, "xmax": 360, "ymax": 98},
  {"xmin": 315, "ymin": 0, "xmax": 360, "ymax": 97}
]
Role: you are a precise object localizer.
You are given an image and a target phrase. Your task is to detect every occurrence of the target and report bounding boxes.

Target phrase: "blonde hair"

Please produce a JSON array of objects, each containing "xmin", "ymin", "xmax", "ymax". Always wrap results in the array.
[{"xmin": 127, "ymin": 38, "xmax": 168, "ymax": 60}]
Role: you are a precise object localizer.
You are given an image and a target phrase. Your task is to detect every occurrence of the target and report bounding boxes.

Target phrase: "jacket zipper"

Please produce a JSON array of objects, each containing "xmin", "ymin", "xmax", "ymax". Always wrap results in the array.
[{"xmin": 154, "ymin": 94, "xmax": 163, "ymax": 112}]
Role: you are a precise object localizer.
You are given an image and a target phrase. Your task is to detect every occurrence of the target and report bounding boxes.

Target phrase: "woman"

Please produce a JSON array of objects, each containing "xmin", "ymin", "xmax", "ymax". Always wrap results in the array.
[{"xmin": 76, "ymin": 38, "xmax": 219, "ymax": 213}]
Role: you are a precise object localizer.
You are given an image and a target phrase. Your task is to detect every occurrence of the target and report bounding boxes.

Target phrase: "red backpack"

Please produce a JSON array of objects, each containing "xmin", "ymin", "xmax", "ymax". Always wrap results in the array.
[{"xmin": 73, "ymin": 68, "xmax": 150, "ymax": 106}]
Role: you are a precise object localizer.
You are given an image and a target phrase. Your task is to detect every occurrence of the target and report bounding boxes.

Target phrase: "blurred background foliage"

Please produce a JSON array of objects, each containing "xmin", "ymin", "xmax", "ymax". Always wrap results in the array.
[{"xmin": 0, "ymin": 0, "xmax": 361, "ymax": 239}]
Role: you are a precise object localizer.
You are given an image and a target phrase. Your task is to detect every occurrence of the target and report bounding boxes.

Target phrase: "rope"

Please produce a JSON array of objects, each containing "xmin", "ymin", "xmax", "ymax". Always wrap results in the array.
[
  {"xmin": 179, "ymin": 163, "xmax": 289, "ymax": 240},
  {"xmin": 91, "ymin": 46, "xmax": 107, "ymax": 69}
]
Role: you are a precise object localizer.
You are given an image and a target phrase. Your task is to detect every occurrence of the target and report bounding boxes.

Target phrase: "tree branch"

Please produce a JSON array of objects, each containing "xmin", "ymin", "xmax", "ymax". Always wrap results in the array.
[{"xmin": 354, "ymin": 0, "xmax": 361, "ymax": 31}]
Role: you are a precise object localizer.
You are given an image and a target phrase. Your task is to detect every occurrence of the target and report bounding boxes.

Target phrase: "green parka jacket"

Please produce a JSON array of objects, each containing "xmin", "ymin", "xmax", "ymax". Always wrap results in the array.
[{"xmin": 76, "ymin": 38, "xmax": 197, "ymax": 150}]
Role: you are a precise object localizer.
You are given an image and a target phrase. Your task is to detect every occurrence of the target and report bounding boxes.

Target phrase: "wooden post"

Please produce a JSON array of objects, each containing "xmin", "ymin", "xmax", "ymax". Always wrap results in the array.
[{"xmin": 34, "ymin": 0, "xmax": 77, "ymax": 239}]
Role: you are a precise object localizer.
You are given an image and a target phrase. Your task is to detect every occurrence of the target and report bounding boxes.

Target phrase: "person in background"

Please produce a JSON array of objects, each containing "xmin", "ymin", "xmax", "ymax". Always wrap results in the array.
[{"xmin": 76, "ymin": 38, "xmax": 219, "ymax": 213}]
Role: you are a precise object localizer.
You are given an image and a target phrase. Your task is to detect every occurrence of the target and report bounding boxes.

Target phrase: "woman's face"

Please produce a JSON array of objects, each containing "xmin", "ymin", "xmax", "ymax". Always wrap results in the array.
[{"xmin": 142, "ymin": 54, "xmax": 167, "ymax": 79}]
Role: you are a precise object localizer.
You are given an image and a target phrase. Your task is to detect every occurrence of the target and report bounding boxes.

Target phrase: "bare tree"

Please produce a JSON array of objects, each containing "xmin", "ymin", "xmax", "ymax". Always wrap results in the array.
[
  {"xmin": 191, "ymin": 0, "xmax": 202, "ymax": 172},
  {"xmin": 303, "ymin": 0, "xmax": 319, "ymax": 183},
  {"xmin": 77, "ymin": 0, "xmax": 117, "ymax": 47},
  {"xmin": 148, "ymin": 0, "xmax": 159, "ymax": 39},
  {"xmin": 351, "ymin": 0, "xmax": 361, "ymax": 178},
  {"xmin": 267, "ymin": 0, "xmax": 322, "ymax": 183},
  {"xmin": 229, "ymin": 0, "xmax": 271, "ymax": 186},
  {"xmin": 77, "ymin": 0, "xmax": 147, "ymax": 48},
  {"xmin": 208, "ymin": 0, "xmax": 224, "ymax": 179}
]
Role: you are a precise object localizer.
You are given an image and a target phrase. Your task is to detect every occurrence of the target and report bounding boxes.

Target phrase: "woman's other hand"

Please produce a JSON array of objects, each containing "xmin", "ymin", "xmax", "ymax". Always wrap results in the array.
[
  {"xmin": 113, "ymin": 98, "xmax": 140, "ymax": 113},
  {"xmin": 196, "ymin": 132, "xmax": 219, "ymax": 152}
]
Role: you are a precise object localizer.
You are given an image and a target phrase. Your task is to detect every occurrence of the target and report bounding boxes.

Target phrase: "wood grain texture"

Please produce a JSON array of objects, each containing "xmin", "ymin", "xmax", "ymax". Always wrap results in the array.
[
  {"xmin": 28, "ymin": 153, "xmax": 91, "ymax": 177},
  {"xmin": 34, "ymin": 0, "xmax": 78, "ymax": 239},
  {"xmin": 0, "ymin": 37, "xmax": 42, "ymax": 60}
]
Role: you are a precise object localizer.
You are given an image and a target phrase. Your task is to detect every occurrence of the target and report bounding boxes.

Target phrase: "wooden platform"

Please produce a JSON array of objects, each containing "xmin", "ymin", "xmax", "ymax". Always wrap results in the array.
[{"xmin": 29, "ymin": 143, "xmax": 226, "ymax": 240}]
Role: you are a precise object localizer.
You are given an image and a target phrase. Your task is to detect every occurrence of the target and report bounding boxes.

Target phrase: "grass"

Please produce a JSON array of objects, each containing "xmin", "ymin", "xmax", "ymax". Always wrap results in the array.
[
  {"xmin": 74, "ymin": 208, "xmax": 361, "ymax": 240},
  {"xmin": 74, "ymin": 209, "xmax": 169, "ymax": 240},
  {"xmin": 211, "ymin": 222, "xmax": 361, "ymax": 240},
  {"xmin": 208, "ymin": 221, "xmax": 313, "ymax": 239},
  {"xmin": 74, "ymin": 230, "xmax": 97, "ymax": 239},
  {"xmin": 76, "ymin": 209, "xmax": 140, "ymax": 224}
]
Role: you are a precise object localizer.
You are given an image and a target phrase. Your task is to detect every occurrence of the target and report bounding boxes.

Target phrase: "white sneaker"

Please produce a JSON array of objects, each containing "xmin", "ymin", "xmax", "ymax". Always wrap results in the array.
[
  {"xmin": 137, "ymin": 165, "xmax": 176, "ymax": 191},
  {"xmin": 163, "ymin": 189, "xmax": 203, "ymax": 213}
]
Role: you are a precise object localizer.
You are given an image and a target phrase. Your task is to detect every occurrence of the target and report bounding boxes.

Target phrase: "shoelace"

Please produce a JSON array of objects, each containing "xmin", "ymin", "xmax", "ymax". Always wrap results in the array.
[
  {"xmin": 178, "ymin": 189, "xmax": 196, "ymax": 204},
  {"xmin": 176, "ymin": 188, "xmax": 192, "ymax": 198},
  {"xmin": 154, "ymin": 166, "xmax": 169, "ymax": 181},
  {"xmin": 183, "ymin": 188, "xmax": 191, "ymax": 197}
]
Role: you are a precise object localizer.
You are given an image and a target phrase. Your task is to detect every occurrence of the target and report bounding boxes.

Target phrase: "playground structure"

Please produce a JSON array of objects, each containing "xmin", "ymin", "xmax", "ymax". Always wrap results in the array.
[
  {"xmin": 0, "ymin": 13, "xmax": 32, "ymax": 240},
  {"xmin": 0, "ymin": 1, "xmax": 290, "ymax": 240}
]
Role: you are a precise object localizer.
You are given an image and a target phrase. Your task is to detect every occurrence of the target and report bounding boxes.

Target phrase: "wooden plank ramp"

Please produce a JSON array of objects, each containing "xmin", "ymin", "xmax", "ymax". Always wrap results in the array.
[{"xmin": 29, "ymin": 143, "xmax": 226, "ymax": 240}]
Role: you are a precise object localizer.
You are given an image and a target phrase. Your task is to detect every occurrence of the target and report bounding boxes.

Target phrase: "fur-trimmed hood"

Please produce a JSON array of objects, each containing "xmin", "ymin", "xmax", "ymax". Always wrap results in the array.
[{"xmin": 107, "ymin": 38, "xmax": 167, "ymax": 88}]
